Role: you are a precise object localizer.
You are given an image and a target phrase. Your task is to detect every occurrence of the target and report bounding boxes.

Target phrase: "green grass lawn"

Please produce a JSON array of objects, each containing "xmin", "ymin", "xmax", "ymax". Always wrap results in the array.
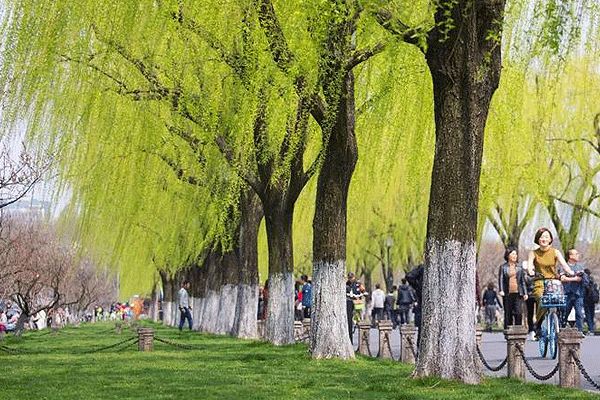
[{"xmin": 0, "ymin": 322, "xmax": 598, "ymax": 399}]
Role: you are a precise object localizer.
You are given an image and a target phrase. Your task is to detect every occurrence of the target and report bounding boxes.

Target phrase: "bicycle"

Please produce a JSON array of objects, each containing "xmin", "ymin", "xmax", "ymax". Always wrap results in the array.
[{"xmin": 538, "ymin": 279, "xmax": 566, "ymax": 359}]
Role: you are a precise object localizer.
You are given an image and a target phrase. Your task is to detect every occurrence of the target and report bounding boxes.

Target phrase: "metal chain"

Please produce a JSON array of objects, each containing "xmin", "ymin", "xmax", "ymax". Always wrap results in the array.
[
  {"xmin": 80, "ymin": 336, "xmax": 138, "ymax": 354},
  {"xmin": 515, "ymin": 344, "xmax": 559, "ymax": 381},
  {"xmin": 154, "ymin": 336, "xmax": 201, "ymax": 350},
  {"xmin": 356, "ymin": 327, "xmax": 373, "ymax": 357},
  {"xmin": 384, "ymin": 331, "xmax": 399, "ymax": 361},
  {"xmin": 476, "ymin": 344, "xmax": 507, "ymax": 372},
  {"xmin": 405, "ymin": 335, "xmax": 418, "ymax": 359},
  {"xmin": 570, "ymin": 350, "xmax": 600, "ymax": 391},
  {"xmin": 296, "ymin": 335, "xmax": 310, "ymax": 343}
]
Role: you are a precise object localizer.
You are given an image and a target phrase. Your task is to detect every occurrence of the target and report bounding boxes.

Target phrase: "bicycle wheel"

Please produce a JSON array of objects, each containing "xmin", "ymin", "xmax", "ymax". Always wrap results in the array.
[
  {"xmin": 548, "ymin": 312, "xmax": 559, "ymax": 359},
  {"xmin": 538, "ymin": 316, "xmax": 548, "ymax": 357}
]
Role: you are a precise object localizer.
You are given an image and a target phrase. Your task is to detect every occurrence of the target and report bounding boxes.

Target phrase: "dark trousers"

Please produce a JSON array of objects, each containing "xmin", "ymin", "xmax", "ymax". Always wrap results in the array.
[
  {"xmin": 503, "ymin": 293, "xmax": 523, "ymax": 329},
  {"xmin": 562, "ymin": 294, "xmax": 584, "ymax": 331},
  {"xmin": 346, "ymin": 300, "xmax": 354, "ymax": 343},
  {"xmin": 303, "ymin": 306, "xmax": 311, "ymax": 319},
  {"xmin": 178, "ymin": 307, "xmax": 193, "ymax": 331},
  {"xmin": 585, "ymin": 302, "xmax": 596, "ymax": 332},
  {"xmin": 384, "ymin": 308, "xmax": 398, "ymax": 327},
  {"xmin": 371, "ymin": 308, "xmax": 383, "ymax": 326},
  {"xmin": 526, "ymin": 296, "xmax": 536, "ymax": 332},
  {"xmin": 399, "ymin": 304, "xmax": 411, "ymax": 324}
]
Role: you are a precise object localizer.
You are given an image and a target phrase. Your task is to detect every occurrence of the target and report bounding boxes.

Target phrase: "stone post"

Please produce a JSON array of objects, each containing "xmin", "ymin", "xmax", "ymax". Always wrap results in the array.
[
  {"xmin": 357, "ymin": 322, "xmax": 371, "ymax": 356},
  {"xmin": 257, "ymin": 320, "xmax": 265, "ymax": 340},
  {"xmin": 399, "ymin": 324, "xmax": 417, "ymax": 364},
  {"xmin": 302, "ymin": 318, "xmax": 311, "ymax": 339},
  {"xmin": 558, "ymin": 328, "xmax": 584, "ymax": 388},
  {"xmin": 137, "ymin": 328, "xmax": 154, "ymax": 352},
  {"xmin": 504, "ymin": 325, "xmax": 527, "ymax": 380},
  {"xmin": 294, "ymin": 321, "xmax": 303, "ymax": 341},
  {"xmin": 377, "ymin": 320, "xmax": 393, "ymax": 359}
]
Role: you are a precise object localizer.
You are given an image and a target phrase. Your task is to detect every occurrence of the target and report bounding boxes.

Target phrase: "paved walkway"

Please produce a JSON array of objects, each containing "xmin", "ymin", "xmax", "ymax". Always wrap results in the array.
[{"xmin": 354, "ymin": 328, "xmax": 600, "ymax": 392}]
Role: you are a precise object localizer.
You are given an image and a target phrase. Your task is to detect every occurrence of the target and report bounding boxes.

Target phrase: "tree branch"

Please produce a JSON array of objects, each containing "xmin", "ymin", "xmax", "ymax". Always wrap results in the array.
[
  {"xmin": 546, "ymin": 137, "xmax": 600, "ymax": 154},
  {"xmin": 373, "ymin": 9, "xmax": 427, "ymax": 52},
  {"xmin": 347, "ymin": 42, "xmax": 387, "ymax": 70},
  {"xmin": 214, "ymin": 136, "xmax": 263, "ymax": 195},
  {"xmin": 551, "ymin": 195, "xmax": 600, "ymax": 220},
  {"xmin": 255, "ymin": 0, "xmax": 326, "ymax": 127}
]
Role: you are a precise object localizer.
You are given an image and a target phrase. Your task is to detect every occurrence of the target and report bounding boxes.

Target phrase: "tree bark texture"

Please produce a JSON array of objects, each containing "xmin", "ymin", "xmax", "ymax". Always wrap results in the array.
[
  {"xmin": 215, "ymin": 251, "xmax": 239, "ymax": 335},
  {"xmin": 233, "ymin": 191, "xmax": 263, "ymax": 339},
  {"xmin": 311, "ymin": 69, "xmax": 357, "ymax": 359},
  {"xmin": 200, "ymin": 252, "xmax": 222, "ymax": 333},
  {"xmin": 160, "ymin": 271, "xmax": 174, "ymax": 326},
  {"xmin": 311, "ymin": 260, "xmax": 354, "ymax": 358},
  {"xmin": 264, "ymin": 208, "xmax": 295, "ymax": 345},
  {"xmin": 415, "ymin": 0, "xmax": 506, "ymax": 383}
]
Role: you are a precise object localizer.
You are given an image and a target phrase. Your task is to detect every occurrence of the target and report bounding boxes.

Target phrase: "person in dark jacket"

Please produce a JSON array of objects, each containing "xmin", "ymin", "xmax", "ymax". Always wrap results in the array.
[
  {"xmin": 397, "ymin": 278, "xmax": 416, "ymax": 325},
  {"xmin": 583, "ymin": 268, "xmax": 598, "ymax": 335},
  {"xmin": 483, "ymin": 282, "xmax": 502, "ymax": 332},
  {"xmin": 384, "ymin": 286, "xmax": 398, "ymax": 328},
  {"xmin": 300, "ymin": 274, "xmax": 312, "ymax": 319},
  {"xmin": 497, "ymin": 247, "xmax": 528, "ymax": 329},
  {"xmin": 405, "ymin": 264, "xmax": 423, "ymax": 347}
]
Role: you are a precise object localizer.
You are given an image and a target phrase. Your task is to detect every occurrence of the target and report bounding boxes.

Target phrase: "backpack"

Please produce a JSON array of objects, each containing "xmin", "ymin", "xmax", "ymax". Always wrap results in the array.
[{"xmin": 585, "ymin": 279, "xmax": 600, "ymax": 304}]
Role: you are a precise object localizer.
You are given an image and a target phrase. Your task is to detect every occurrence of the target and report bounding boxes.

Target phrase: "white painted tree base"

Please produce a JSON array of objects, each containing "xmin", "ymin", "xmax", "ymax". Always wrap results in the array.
[
  {"xmin": 233, "ymin": 284, "xmax": 258, "ymax": 339},
  {"xmin": 414, "ymin": 239, "xmax": 480, "ymax": 383},
  {"xmin": 215, "ymin": 284, "xmax": 238, "ymax": 335},
  {"xmin": 265, "ymin": 272, "xmax": 294, "ymax": 345},
  {"xmin": 310, "ymin": 260, "xmax": 355, "ymax": 359}
]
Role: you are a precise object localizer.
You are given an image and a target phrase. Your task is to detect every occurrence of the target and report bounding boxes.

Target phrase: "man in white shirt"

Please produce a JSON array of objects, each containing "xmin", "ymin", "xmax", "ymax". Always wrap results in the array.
[
  {"xmin": 371, "ymin": 283, "xmax": 385, "ymax": 327},
  {"xmin": 178, "ymin": 280, "xmax": 193, "ymax": 331}
]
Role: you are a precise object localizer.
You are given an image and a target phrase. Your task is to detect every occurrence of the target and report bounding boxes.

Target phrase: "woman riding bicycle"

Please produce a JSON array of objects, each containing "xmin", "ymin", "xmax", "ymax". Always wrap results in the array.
[{"xmin": 526, "ymin": 227, "xmax": 575, "ymax": 339}]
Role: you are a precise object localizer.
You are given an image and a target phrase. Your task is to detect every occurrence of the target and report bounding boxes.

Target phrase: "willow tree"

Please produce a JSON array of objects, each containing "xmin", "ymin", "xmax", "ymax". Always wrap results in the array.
[
  {"xmin": 0, "ymin": 1, "xmax": 269, "ymax": 338},
  {"xmin": 541, "ymin": 59, "xmax": 600, "ymax": 250},
  {"xmin": 367, "ymin": 0, "xmax": 505, "ymax": 381}
]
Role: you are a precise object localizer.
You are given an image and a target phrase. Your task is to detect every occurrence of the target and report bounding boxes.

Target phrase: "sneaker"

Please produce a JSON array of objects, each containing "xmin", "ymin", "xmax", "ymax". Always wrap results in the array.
[{"xmin": 527, "ymin": 331, "xmax": 536, "ymax": 341}]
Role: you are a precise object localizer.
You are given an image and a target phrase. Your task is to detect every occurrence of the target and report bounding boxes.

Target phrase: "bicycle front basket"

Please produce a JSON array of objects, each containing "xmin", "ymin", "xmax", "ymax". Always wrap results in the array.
[{"xmin": 541, "ymin": 293, "xmax": 566, "ymax": 308}]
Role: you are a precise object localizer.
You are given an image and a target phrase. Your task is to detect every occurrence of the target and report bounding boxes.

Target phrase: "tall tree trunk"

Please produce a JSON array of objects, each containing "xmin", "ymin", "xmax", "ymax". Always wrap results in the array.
[
  {"xmin": 215, "ymin": 250, "xmax": 239, "ymax": 335},
  {"xmin": 189, "ymin": 263, "xmax": 207, "ymax": 330},
  {"xmin": 415, "ymin": 0, "xmax": 505, "ymax": 383},
  {"xmin": 310, "ymin": 69, "xmax": 357, "ymax": 359},
  {"xmin": 160, "ymin": 271, "xmax": 174, "ymax": 326},
  {"xmin": 264, "ymin": 207, "xmax": 295, "ymax": 345},
  {"xmin": 200, "ymin": 252, "xmax": 222, "ymax": 333},
  {"xmin": 233, "ymin": 191, "xmax": 263, "ymax": 339}
]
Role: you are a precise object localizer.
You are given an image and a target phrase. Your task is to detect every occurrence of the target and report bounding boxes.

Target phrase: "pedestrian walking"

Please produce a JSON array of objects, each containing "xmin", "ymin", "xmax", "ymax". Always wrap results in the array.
[
  {"xmin": 301, "ymin": 275, "xmax": 312, "ymax": 319},
  {"xmin": 497, "ymin": 247, "xmax": 528, "ymax": 328},
  {"xmin": 346, "ymin": 272, "xmax": 365, "ymax": 344},
  {"xmin": 482, "ymin": 283, "xmax": 502, "ymax": 332},
  {"xmin": 384, "ymin": 286, "xmax": 398, "ymax": 328},
  {"xmin": 560, "ymin": 249, "xmax": 587, "ymax": 332},
  {"xmin": 584, "ymin": 268, "xmax": 599, "ymax": 335},
  {"xmin": 178, "ymin": 280, "xmax": 193, "ymax": 331},
  {"xmin": 371, "ymin": 283, "xmax": 385, "ymax": 326},
  {"xmin": 397, "ymin": 278, "xmax": 415, "ymax": 325}
]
